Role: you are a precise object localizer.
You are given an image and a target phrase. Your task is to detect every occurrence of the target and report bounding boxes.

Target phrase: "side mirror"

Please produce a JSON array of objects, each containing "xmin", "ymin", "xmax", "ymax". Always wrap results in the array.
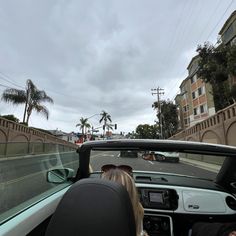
[{"xmin": 47, "ymin": 168, "xmax": 75, "ymax": 184}]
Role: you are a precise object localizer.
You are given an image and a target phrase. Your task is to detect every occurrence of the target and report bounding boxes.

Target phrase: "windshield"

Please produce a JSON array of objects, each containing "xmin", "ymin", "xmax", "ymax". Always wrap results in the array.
[{"xmin": 90, "ymin": 149, "xmax": 225, "ymax": 180}]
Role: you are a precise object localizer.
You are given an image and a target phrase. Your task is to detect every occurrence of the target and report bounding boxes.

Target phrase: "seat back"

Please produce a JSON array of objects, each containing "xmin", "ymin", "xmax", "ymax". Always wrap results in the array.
[{"xmin": 45, "ymin": 178, "xmax": 136, "ymax": 236}]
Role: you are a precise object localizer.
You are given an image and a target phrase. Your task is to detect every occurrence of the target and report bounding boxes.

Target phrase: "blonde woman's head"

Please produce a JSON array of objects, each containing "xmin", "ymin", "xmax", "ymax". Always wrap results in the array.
[{"xmin": 102, "ymin": 168, "xmax": 144, "ymax": 235}]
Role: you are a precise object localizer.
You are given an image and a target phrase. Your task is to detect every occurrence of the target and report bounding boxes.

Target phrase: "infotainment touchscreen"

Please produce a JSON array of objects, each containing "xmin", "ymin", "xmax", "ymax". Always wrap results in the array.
[{"xmin": 149, "ymin": 192, "xmax": 164, "ymax": 204}]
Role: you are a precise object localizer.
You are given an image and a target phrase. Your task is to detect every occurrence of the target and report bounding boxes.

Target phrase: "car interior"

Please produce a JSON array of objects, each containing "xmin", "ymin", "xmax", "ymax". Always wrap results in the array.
[
  {"xmin": 45, "ymin": 178, "xmax": 136, "ymax": 236},
  {"xmin": 1, "ymin": 140, "xmax": 236, "ymax": 236}
]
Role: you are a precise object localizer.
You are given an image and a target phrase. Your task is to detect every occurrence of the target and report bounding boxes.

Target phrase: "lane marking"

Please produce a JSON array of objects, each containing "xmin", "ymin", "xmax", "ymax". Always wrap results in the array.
[
  {"xmin": 148, "ymin": 161, "xmax": 154, "ymax": 165},
  {"xmin": 90, "ymin": 151, "xmax": 108, "ymax": 159}
]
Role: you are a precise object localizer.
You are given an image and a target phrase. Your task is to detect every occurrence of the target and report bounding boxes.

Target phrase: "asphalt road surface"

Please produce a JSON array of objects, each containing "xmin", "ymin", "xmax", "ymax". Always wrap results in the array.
[
  {"xmin": 0, "ymin": 150, "xmax": 217, "ymax": 215},
  {"xmin": 90, "ymin": 150, "xmax": 217, "ymax": 180}
]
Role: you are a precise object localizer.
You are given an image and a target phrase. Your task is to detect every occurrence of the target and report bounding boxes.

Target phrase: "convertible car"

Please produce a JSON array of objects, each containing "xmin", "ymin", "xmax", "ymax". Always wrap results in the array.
[{"xmin": 1, "ymin": 139, "xmax": 236, "ymax": 236}]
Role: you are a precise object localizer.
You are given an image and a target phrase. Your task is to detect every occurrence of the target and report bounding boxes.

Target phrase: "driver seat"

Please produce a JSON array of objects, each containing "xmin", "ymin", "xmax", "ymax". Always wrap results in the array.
[{"xmin": 45, "ymin": 178, "xmax": 136, "ymax": 236}]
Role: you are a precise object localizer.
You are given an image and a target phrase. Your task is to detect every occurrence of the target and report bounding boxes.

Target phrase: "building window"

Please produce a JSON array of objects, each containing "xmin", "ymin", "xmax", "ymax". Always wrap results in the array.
[
  {"xmin": 200, "ymin": 104, "xmax": 208, "ymax": 114},
  {"xmin": 198, "ymin": 87, "xmax": 202, "ymax": 96},
  {"xmin": 183, "ymin": 105, "xmax": 189, "ymax": 112},
  {"xmin": 192, "ymin": 91, "xmax": 196, "ymax": 99},
  {"xmin": 198, "ymin": 86, "xmax": 205, "ymax": 96},
  {"xmin": 184, "ymin": 118, "xmax": 190, "ymax": 125},
  {"xmin": 194, "ymin": 108, "xmax": 197, "ymax": 115},
  {"xmin": 200, "ymin": 105, "xmax": 205, "ymax": 113}
]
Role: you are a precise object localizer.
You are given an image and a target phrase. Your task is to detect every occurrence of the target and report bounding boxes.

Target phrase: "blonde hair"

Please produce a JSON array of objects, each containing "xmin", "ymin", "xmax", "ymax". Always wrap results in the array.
[{"xmin": 102, "ymin": 169, "xmax": 144, "ymax": 236}]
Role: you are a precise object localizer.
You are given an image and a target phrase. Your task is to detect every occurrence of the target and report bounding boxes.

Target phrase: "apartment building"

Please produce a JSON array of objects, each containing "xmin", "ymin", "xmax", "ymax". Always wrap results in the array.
[
  {"xmin": 219, "ymin": 10, "xmax": 236, "ymax": 88},
  {"xmin": 175, "ymin": 55, "xmax": 215, "ymax": 130},
  {"xmin": 219, "ymin": 10, "xmax": 236, "ymax": 46}
]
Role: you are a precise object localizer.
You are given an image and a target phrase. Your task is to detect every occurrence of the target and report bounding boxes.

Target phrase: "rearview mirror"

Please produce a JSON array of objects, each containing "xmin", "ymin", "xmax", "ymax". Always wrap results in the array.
[{"xmin": 47, "ymin": 168, "xmax": 75, "ymax": 184}]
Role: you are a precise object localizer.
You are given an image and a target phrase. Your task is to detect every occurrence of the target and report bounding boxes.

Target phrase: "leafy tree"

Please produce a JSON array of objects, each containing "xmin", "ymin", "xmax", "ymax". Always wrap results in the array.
[
  {"xmin": 1, "ymin": 79, "xmax": 53, "ymax": 124},
  {"xmin": 0, "ymin": 114, "xmax": 19, "ymax": 123},
  {"xmin": 99, "ymin": 110, "xmax": 112, "ymax": 136},
  {"xmin": 152, "ymin": 100, "xmax": 178, "ymax": 139},
  {"xmin": 76, "ymin": 117, "xmax": 91, "ymax": 136},
  {"xmin": 197, "ymin": 43, "xmax": 236, "ymax": 111},
  {"xmin": 135, "ymin": 124, "xmax": 159, "ymax": 139}
]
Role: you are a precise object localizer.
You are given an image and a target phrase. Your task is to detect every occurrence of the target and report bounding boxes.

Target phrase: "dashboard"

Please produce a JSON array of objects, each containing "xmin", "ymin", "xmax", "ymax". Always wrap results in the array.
[
  {"xmin": 137, "ymin": 183, "xmax": 236, "ymax": 235},
  {"xmin": 89, "ymin": 171, "xmax": 236, "ymax": 236}
]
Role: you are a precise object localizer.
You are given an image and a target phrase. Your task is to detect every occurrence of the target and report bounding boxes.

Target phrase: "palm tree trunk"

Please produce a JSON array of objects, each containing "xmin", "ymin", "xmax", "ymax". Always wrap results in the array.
[
  {"xmin": 23, "ymin": 82, "xmax": 31, "ymax": 123},
  {"xmin": 26, "ymin": 106, "xmax": 32, "ymax": 125},
  {"xmin": 23, "ymin": 102, "xmax": 27, "ymax": 123},
  {"xmin": 26, "ymin": 111, "xmax": 31, "ymax": 125},
  {"xmin": 23, "ymin": 89, "xmax": 29, "ymax": 123},
  {"xmin": 82, "ymin": 127, "xmax": 85, "ymax": 142},
  {"xmin": 103, "ymin": 121, "xmax": 106, "ymax": 139}
]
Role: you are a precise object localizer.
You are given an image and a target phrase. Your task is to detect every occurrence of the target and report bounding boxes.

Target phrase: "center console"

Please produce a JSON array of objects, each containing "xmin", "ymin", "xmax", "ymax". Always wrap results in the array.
[
  {"xmin": 143, "ymin": 214, "xmax": 173, "ymax": 236},
  {"xmin": 139, "ymin": 188, "xmax": 178, "ymax": 210},
  {"xmin": 139, "ymin": 188, "xmax": 178, "ymax": 236}
]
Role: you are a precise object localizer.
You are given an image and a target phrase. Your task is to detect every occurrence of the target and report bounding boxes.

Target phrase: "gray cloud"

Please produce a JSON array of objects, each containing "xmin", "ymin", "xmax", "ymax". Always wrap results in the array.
[{"xmin": 0, "ymin": 0, "xmax": 235, "ymax": 132}]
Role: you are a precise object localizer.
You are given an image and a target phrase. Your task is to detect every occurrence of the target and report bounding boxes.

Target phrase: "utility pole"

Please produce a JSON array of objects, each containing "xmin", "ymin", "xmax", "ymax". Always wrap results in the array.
[{"xmin": 151, "ymin": 87, "xmax": 165, "ymax": 139}]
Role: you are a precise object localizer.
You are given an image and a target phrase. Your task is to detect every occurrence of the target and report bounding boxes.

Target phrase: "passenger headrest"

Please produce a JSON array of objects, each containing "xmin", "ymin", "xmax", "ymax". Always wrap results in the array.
[{"xmin": 45, "ymin": 178, "xmax": 136, "ymax": 236}]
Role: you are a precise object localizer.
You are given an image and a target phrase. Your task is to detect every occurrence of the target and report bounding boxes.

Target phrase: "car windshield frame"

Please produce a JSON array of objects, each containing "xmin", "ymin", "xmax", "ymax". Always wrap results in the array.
[{"xmin": 77, "ymin": 139, "xmax": 236, "ymax": 187}]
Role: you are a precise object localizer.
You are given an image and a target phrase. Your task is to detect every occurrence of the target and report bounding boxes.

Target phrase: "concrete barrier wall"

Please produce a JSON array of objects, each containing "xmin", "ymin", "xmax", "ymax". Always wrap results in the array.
[
  {"xmin": 170, "ymin": 103, "xmax": 236, "ymax": 165},
  {"xmin": 170, "ymin": 102, "xmax": 236, "ymax": 144},
  {"xmin": 0, "ymin": 117, "xmax": 78, "ymax": 157},
  {"xmin": 180, "ymin": 153, "xmax": 225, "ymax": 165}
]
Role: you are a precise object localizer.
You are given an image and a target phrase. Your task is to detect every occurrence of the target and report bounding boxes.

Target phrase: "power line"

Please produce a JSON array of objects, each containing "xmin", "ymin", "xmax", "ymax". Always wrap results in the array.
[
  {"xmin": 205, "ymin": 0, "xmax": 234, "ymax": 41},
  {"xmin": 0, "ymin": 72, "xmax": 24, "ymax": 89},
  {"xmin": 0, "ymin": 83, "xmax": 12, "ymax": 89},
  {"xmin": 166, "ymin": 0, "xmax": 235, "ymax": 101},
  {"xmin": 195, "ymin": 0, "xmax": 222, "ymax": 44}
]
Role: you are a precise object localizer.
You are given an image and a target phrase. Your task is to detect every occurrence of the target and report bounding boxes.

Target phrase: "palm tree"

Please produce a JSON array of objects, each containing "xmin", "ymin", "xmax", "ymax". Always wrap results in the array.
[
  {"xmin": 99, "ymin": 110, "xmax": 112, "ymax": 137},
  {"xmin": 1, "ymin": 79, "xmax": 53, "ymax": 125},
  {"xmin": 76, "ymin": 117, "xmax": 91, "ymax": 140}
]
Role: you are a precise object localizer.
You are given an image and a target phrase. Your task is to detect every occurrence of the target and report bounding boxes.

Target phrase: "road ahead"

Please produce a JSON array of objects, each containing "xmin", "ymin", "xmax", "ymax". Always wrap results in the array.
[
  {"xmin": 0, "ymin": 150, "xmax": 217, "ymax": 215},
  {"xmin": 90, "ymin": 151, "xmax": 217, "ymax": 180}
]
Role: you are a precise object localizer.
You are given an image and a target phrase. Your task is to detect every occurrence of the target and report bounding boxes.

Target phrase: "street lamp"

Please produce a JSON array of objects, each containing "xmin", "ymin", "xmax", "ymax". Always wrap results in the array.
[{"xmin": 86, "ymin": 114, "xmax": 100, "ymax": 140}]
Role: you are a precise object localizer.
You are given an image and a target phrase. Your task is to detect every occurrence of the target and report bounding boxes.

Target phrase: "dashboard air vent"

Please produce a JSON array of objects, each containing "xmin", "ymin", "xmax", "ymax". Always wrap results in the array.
[{"xmin": 226, "ymin": 196, "xmax": 236, "ymax": 210}]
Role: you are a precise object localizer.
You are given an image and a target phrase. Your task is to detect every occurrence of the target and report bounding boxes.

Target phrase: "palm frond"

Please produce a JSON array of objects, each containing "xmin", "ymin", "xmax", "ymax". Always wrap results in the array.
[
  {"xmin": 1, "ymin": 89, "xmax": 26, "ymax": 104},
  {"xmin": 107, "ymin": 114, "xmax": 112, "ymax": 122},
  {"xmin": 38, "ymin": 90, "xmax": 54, "ymax": 104},
  {"xmin": 99, "ymin": 117, "xmax": 104, "ymax": 123},
  {"xmin": 85, "ymin": 123, "xmax": 91, "ymax": 128},
  {"xmin": 27, "ymin": 79, "xmax": 37, "ymax": 92},
  {"xmin": 33, "ymin": 104, "xmax": 49, "ymax": 119}
]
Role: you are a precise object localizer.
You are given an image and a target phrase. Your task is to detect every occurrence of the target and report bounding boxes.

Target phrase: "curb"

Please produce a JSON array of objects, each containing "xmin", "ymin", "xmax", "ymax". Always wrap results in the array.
[{"xmin": 180, "ymin": 158, "xmax": 221, "ymax": 173}]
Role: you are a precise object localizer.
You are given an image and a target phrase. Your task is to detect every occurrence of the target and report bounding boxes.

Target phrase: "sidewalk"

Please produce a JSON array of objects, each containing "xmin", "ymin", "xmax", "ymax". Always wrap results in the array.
[{"xmin": 180, "ymin": 157, "xmax": 221, "ymax": 173}]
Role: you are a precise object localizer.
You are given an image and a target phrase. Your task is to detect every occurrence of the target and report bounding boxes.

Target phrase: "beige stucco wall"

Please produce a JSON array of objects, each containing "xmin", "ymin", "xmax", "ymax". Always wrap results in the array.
[{"xmin": 170, "ymin": 102, "xmax": 236, "ymax": 147}]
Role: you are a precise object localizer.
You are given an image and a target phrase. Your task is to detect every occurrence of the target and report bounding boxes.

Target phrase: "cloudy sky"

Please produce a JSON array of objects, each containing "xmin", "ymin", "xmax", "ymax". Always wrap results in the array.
[{"xmin": 0, "ymin": 0, "xmax": 235, "ymax": 134}]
